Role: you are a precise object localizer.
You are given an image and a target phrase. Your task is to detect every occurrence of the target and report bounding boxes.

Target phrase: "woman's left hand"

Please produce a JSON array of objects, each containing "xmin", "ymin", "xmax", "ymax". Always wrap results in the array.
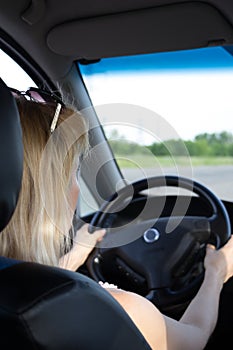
[{"xmin": 59, "ymin": 224, "xmax": 106, "ymax": 271}]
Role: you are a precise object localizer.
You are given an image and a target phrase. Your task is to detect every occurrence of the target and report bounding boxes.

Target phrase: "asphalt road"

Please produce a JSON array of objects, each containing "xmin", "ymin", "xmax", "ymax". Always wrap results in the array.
[
  {"xmin": 79, "ymin": 165, "xmax": 233, "ymax": 216},
  {"xmin": 122, "ymin": 165, "xmax": 233, "ymax": 201}
]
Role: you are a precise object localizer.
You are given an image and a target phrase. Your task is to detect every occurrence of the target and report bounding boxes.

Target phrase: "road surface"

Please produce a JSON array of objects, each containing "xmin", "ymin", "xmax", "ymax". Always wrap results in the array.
[{"xmin": 122, "ymin": 165, "xmax": 233, "ymax": 201}]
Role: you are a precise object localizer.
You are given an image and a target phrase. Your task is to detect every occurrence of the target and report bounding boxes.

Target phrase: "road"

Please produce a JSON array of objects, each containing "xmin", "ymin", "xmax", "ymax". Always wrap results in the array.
[
  {"xmin": 122, "ymin": 165, "xmax": 233, "ymax": 201},
  {"xmin": 79, "ymin": 165, "xmax": 233, "ymax": 216}
]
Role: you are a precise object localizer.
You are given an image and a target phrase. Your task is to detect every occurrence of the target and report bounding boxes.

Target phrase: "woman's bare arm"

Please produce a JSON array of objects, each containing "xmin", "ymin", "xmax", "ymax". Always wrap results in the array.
[{"xmin": 106, "ymin": 236, "xmax": 233, "ymax": 350}]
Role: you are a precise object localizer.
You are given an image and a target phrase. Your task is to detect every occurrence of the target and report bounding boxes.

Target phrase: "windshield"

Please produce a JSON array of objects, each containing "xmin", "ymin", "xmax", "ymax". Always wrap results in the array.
[{"xmin": 78, "ymin": 46, "xmax": 233, "ymax": 201}]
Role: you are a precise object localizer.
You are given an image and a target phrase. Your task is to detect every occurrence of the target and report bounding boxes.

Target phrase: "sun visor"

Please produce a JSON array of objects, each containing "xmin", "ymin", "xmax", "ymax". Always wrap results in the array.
[{"xmin": 47, "ymin": 2, "xmax": 233, "ymax": 60}]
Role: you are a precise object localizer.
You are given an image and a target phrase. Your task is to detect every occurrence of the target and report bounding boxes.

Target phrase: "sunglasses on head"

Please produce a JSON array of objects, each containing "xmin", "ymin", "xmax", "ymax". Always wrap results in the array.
[{"xmin": 10, "ymin": 87, "xmax": 65, "ymax": 133}]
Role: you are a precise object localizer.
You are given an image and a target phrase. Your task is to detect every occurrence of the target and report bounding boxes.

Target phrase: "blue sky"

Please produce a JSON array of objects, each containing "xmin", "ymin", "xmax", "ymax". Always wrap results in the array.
[{"xmin": 80, "ymin": 46, "xmax": 233, "ymax": 75}]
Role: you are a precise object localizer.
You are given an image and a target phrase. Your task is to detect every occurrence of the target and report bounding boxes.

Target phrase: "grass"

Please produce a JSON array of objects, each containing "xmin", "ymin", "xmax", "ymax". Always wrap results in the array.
[{"xmin": 114, "ymin": 154, "xmax": 233, "ymax": 168}]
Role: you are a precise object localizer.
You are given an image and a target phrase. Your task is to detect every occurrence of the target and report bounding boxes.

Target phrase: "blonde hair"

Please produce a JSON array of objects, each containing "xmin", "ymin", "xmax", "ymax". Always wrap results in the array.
[{"xmin": 0, "ymin": 98, "xmax": 88, "ymax": 266}]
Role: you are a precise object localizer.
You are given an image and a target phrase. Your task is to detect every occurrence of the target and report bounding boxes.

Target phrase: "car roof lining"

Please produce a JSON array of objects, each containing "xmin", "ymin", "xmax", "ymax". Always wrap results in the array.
[{"xmin": 1, "ymin": 0, "xmax": 233, "ymax": 81}]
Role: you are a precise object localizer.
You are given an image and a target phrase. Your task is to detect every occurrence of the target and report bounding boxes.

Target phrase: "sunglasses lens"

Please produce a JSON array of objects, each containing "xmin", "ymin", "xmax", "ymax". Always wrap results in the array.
[
  {"xmin": 27, "ymin": 90, "xmax": 46, "ymax": 102},
  {"xmin": 27, "ymin": 88, "xmax": 63, "ymax": 106}
]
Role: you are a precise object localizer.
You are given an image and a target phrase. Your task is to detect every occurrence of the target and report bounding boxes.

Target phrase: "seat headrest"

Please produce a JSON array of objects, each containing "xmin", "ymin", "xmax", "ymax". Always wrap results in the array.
[{"xmin": 0, "ymin": 78, "xmax": 23, "ymax": 232}]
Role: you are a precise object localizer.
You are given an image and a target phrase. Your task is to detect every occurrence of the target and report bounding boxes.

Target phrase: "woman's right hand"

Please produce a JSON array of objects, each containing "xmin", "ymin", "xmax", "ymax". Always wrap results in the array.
[{"xmin": 204, "ymin": 235, "xmax": 233, "ymax": 284}]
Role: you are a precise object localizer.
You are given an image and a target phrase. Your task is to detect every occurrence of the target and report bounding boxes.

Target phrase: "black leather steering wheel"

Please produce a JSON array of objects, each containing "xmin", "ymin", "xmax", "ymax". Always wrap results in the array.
[{"xmin": 87, "ymin": 175, "xmax": 231, "ymax": 310}]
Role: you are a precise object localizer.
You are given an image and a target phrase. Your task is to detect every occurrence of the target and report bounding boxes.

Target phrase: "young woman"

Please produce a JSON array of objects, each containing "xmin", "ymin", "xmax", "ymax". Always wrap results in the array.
[
  {"xmin": 1, "ymin": 95, "xmax": 233, "ymax": 350},
  {"xmin": 0, "ymin": 95, "xmax": 105, "ymax": 269}
]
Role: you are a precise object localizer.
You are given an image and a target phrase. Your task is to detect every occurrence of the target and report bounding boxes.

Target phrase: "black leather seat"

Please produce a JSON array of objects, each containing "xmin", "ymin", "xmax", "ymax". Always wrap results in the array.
[{"xmin": 0, "ymin": 78, "xmax": 151, "ymax": 349}]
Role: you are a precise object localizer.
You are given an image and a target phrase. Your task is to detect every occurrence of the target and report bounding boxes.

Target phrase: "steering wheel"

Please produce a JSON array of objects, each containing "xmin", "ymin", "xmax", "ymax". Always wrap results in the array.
[{"xmin": 87, "ymin": 175, "xmax": 231, "ymax": 310}]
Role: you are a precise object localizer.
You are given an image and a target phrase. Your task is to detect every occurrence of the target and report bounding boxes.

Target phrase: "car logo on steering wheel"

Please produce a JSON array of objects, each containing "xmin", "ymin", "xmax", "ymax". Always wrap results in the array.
[{"xmin": 143, "ymin": 228, "xmax": 160, "ymax": 243}]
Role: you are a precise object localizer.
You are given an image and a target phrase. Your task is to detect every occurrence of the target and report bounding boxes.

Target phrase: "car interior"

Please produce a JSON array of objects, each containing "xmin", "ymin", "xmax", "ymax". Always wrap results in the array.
[{"xmin": 1, "ymin": 0, "xmax": 233, "ymax": 348}]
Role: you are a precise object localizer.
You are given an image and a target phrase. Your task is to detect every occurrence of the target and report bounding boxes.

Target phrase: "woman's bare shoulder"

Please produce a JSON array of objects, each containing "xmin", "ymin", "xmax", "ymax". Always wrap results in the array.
[{"xmin": 103, "ymin": 286, "xmax": 166, "ymax": 350}]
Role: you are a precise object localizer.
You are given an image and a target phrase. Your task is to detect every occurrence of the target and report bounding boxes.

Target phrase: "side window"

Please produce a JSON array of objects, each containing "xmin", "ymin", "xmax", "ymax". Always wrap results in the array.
[{"xmin": 0, "ymin": 49, "xmax": 36, "ymax": 89}]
